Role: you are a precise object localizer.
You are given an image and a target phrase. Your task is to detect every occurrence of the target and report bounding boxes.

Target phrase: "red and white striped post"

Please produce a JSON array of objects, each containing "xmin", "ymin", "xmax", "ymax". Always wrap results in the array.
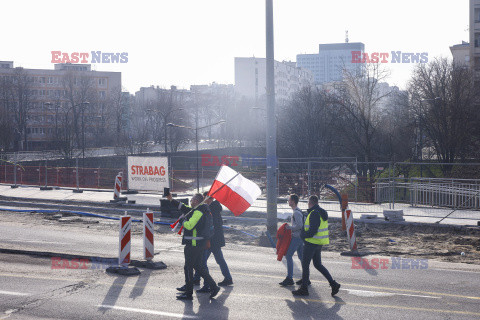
[
  {"xmin": 340, "ymin": 207, "xmax": 368, "ymax": 257},
  {"xmin": 143, "ymin": 211, "xmax": 154, "ymax": 261},
  {"xmin": 131, "ymin": 209, "xmax": 167, "ymax": 270},
  {"xmin": 111, "ymin": 172, "xmax": 127, "ymax": 203},
  {"xmin": 119, "ymin": 215, "xmax": 132, "ymax": 267},
  {"xmin": 106, "ymin": 214, "xmax": 140, "ymax": 275},
  {"xmin": 114, "ymin": 172, "xmax": 122, "ymax": 200},
  {"xmin": 345, "ymin": 209, "xmax": 357, "ymax": 251}
]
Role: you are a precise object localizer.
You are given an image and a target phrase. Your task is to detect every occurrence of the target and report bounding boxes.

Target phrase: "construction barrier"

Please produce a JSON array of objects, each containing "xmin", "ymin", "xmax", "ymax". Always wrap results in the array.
[
  {"xmin": 131, "ymin": 210, "xmax": 167, "ymax": 270},
  {"xmin": 106, "ymin": 215, "xmax": 140, "ymax": 275},
  {"xmin": 114, "ymin": 172, "xmax": 122, "ymax": 199},
  {"xmin": 345, "ymin": 209, "xmax": 357, "ymax": 251},
  {"xmin": 111, "ymin": 172, "xmax": 127, "ymax": 203},
  {"xmin": 340, "ymin": 208, "xmax": 368, "ymax": 257},
  {"xmin": 143, "ymin": 212, "xmax": 154, "ymax": 260},
  {"xmin": 119, "ymin": 215, "xmax": 131, "ymax": 266}
]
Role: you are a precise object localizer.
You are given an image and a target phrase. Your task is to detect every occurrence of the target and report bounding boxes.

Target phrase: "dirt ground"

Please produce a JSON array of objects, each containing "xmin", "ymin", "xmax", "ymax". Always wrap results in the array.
[{"xmin": 2, "ymin": 209, "xmax": 480, "ymax": 265}]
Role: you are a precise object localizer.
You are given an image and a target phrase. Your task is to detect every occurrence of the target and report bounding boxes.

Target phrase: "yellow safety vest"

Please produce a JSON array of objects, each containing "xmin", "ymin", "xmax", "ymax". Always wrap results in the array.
[{"xmin": 304, "ymin": 210, "xmax": 329, "ymax": 245}]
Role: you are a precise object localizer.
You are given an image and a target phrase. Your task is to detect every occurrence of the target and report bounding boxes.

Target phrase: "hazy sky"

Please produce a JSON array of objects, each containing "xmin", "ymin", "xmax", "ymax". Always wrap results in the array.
[{"xmin": 1, "ymin": 0, "xmax": 469, "ymax": 93}]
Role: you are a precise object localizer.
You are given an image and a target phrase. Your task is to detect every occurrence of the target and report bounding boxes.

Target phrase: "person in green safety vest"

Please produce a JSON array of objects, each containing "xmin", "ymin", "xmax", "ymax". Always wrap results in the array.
[{"xmin": 292, "ymin": 195, "xmax": 341, "ymax": 297}]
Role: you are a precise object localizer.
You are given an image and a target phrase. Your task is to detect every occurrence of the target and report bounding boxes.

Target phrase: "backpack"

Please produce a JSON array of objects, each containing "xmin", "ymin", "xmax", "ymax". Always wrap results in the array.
[{"xmin": 198, "ymin": 204, "xmax": 214, "ymax": 240}]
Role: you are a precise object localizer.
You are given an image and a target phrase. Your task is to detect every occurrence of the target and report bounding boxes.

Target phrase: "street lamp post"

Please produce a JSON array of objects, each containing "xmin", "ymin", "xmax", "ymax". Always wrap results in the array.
[
  {"xmin": 265, "ymin": 0, "xmax": 277, "ymax": 236},
  {"xmin": 167, "ymin": 120, "xmax": 226, "ymax": 192},
  {"xmin": 77, "ymin": 102, "xmax": 89, "ymax": 163}
]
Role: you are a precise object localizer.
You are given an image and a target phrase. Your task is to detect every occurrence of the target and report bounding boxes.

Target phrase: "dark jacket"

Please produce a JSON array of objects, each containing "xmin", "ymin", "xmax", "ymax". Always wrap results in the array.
[
  {"xmin": 301, "ymin": 204, "xmax": 328, "ymax": 241},
  {"xmin": 209, "ymin": 200, "xmax": 225, "ymax": 248},
  {"xmin": 171, "ymin": 199, "xmax": 208, "ymax": 247}
]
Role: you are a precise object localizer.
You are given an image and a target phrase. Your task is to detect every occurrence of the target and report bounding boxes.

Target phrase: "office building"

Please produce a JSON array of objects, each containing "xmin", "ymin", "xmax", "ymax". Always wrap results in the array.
[{"xmin": 297, "ymin": 42, "xmax": 365, "ymax": 84}]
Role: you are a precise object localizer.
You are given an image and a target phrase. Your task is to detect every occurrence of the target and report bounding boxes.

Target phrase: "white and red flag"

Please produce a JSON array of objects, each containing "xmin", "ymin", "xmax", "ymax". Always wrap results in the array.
[{"xmin": 208, "ymin": 166, "xmax": 262, "ymax": 216}]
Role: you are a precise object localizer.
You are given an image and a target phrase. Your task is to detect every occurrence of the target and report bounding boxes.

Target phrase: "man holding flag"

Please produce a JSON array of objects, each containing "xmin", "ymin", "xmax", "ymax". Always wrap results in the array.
[
  {"xmin": 193, "ymin": 191, "xmax": 233, "ymax": 293},
  {"xmin": 167, "ymin": 165, "xmax": 262, "ymax": 299},
  {"xmin": 167, "ymin": 192, "xmax": 220, "ymax": 300}
]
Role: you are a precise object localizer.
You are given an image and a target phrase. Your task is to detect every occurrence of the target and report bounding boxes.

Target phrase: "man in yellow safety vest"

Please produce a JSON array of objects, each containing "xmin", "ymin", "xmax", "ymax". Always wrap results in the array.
[{"xmin": 292, "ymin": 195, "xmax": 341, "ymax": 296}]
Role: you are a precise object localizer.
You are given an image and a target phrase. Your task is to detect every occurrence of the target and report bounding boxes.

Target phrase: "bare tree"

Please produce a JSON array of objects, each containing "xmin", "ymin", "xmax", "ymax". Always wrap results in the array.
[
  {"xmin": 278, "ymin": 86, "xmax": 335, "ymax": 158},
  {"xmin": 61, "ymin": 71, "xmax": 95, "ymax": 151},
  {"xmin": 376, "ymin": 90, "xmax": 415, "ymax": 161},
  {"xmin": 0, "ymin": 77, "xmax": 14, "ymax": 150},
  {"xmin": 8, "ymin": 68, "xmax": 34, "ymax": 151},
  {"xmin": 408, "ymin": 58, "xmax": 479, "ymax": 167},
  {"xmin": 333, "ymin": 63, "xmax": 391, "ymax": 161}
]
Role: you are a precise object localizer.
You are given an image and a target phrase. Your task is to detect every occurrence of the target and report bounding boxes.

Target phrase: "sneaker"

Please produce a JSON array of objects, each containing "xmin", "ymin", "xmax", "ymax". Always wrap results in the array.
[
  {"xmin": 176, "ymin": 292, "xmax": 193, "ymax": 300},
  {"xmin": 279, "ymin": 278, "xmax": 294, "ymax": 286},
  {"xmin": 209, "ymin": 285, "xmax": 220, "ymax": 299},
  {"xmin": 330, "ymin": 281, "xmax": 341, "ymax": 296},
  {"xmin": 292, "ymin": 287, "xmax": 309, "ymax": 296},
  {"xmin": 196, "ymin": 285, "xmax": 211, "ymax": 293},
  {"xmin": 176, "ymin": 285, "xmax": 187, "ymax": 292},
  {"xmin": 218, "ymin": 278, "xmax": 233, "ymax": 286},
  {"xmin": 295, "ymin": 279, "xmax": 311, "ymax": 286}
]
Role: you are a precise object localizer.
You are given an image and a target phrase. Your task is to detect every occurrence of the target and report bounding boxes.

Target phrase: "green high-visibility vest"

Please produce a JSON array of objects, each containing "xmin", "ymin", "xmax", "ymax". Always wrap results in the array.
[{"xmin": 304, "ymin": 209, "xmax": 329, "ymax": 245}]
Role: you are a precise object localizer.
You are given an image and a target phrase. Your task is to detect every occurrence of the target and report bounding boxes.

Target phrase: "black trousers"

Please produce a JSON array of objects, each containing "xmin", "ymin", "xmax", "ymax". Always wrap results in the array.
[
  {"xmin": 301, "ymin": 241, "xmax": 334, "ymax": 287},
  {"xmin": 184, "ymin": 245, "xmax": 216, "ymax": 295}
]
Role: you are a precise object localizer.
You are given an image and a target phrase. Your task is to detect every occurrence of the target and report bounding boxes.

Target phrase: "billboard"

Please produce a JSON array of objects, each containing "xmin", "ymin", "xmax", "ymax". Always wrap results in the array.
[{"xmin": 127, "ymin": 156, "xmax": 169, "ymax": 192}]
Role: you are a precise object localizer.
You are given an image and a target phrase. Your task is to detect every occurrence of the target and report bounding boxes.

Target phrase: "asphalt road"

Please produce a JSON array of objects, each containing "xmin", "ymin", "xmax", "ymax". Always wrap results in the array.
[{"xmin": 0, "ymin": 217, "xmax": 479, "ymax": 319}]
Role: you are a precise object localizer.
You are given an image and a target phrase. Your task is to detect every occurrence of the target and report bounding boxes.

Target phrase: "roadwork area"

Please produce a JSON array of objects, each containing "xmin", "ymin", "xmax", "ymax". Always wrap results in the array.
[{"xmin": 1, "ymin": 209, "xmax": 479, "ymax": 265}]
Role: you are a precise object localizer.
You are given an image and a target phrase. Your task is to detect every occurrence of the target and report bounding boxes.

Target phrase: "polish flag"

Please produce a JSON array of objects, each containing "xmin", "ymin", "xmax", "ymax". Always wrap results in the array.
[{"xmin": 208, "ymin": 166, "xmax": 262, "ymax": 216}]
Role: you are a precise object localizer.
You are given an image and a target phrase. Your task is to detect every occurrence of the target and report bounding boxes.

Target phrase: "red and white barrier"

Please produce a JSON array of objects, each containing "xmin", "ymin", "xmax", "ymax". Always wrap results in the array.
[
  {"xmin": 345, "ymin": 208, "xmax": 357, "ymax": 251},
  {"xmin": 129, "ymin": 210, "xmax": 167, "ymax": 270},
  {"xmin": 114, "ymin": 172, "xmax": 123, "ymax": 200},
  {"xmin": 143, "ymin": 212, "xmax": 154, "ymax": 261},
  {"xmin": 106, "ymin": 214, "xmax": 141, "ymax": 275},
  {"xmin": 119, "ymin": 215, "xmax": 132, "ymax": 267}
]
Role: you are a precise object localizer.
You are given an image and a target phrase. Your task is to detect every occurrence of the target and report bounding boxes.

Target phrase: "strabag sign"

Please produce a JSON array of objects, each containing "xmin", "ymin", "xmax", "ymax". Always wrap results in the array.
[{"xmin": 127, "ymin": 156, "xmax": 169, "ymax": 192}]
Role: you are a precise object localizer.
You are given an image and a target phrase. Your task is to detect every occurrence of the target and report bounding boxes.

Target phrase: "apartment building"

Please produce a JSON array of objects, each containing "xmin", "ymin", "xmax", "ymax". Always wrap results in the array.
[
  {"xmin": 234, "ymin": 57, "xmax": 313, "ymax": 105},
  {"xmin": 0, "ymin": 61, "xmax": 121, "ymax": 150}
]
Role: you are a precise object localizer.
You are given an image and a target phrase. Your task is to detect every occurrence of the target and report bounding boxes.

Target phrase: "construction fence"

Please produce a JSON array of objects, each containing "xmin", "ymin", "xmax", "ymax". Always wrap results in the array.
[{"xmin": 1, "ymin": 154, "xmax": 480, "ymax": 221}]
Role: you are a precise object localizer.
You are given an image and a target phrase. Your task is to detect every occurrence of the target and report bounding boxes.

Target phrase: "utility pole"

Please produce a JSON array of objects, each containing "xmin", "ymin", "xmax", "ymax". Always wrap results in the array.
[{"xmin": 265, "ymin": 0, "xmax": 277, "ymax": 236}]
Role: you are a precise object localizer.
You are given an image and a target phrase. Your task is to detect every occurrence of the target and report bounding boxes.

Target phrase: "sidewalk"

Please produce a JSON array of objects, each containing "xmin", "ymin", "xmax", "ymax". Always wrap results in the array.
[{"xmin": 0, "ymin": 184, "xmax": 479, "ymax": 227}]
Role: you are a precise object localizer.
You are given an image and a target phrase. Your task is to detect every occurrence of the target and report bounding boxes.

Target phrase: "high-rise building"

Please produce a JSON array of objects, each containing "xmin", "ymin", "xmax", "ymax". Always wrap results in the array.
[
  {"xmin": 297, "ymin": 42, "xmax": 365, "ymax": 84},
  {"xmin": 470, "ymin": 0, "xmax": 480, "ymax": 79},
  {"xmin": 234, "ymin": 57, "xmax": 313, "ymax": 105},
  {"xmin": 0, "ymin": 61, "xmax": 121, "ymax": 150}
]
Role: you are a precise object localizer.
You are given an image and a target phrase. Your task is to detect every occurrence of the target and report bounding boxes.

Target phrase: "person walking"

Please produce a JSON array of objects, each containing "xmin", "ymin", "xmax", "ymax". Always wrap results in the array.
[
  {"xmin": 167, "ymin": 192, "xmax": 220, "ymax": 300},
  {"xmin": 279, "ymin": 194, "xmax": 304, "ymax": 286},
  {"xmin": 194, "ymin": 191, "xmax": 233, "ymax": 293},
  {"xmin": 292, "ymin": 195, "xmax": 341, "ymax": 297}
]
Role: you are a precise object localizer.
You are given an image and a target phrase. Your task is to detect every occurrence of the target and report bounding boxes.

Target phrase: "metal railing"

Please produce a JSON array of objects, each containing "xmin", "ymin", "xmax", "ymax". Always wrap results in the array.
[{"xmin": 375, "ymin": 177, "xmax": 480, "ymax": 210}]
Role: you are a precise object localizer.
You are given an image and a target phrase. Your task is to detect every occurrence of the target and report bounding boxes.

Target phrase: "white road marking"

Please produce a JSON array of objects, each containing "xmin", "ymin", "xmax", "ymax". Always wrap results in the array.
[
  {"xmin": 344, "ymin": 289, "xmax": 440, "ymax": 299},
  {"xmin": 0, "ymin": 290, "xmax": 29, "ymax": 296},
  {"xmin": 97, "ymin": 305, "xmax": 198, "ymax": 318}
]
